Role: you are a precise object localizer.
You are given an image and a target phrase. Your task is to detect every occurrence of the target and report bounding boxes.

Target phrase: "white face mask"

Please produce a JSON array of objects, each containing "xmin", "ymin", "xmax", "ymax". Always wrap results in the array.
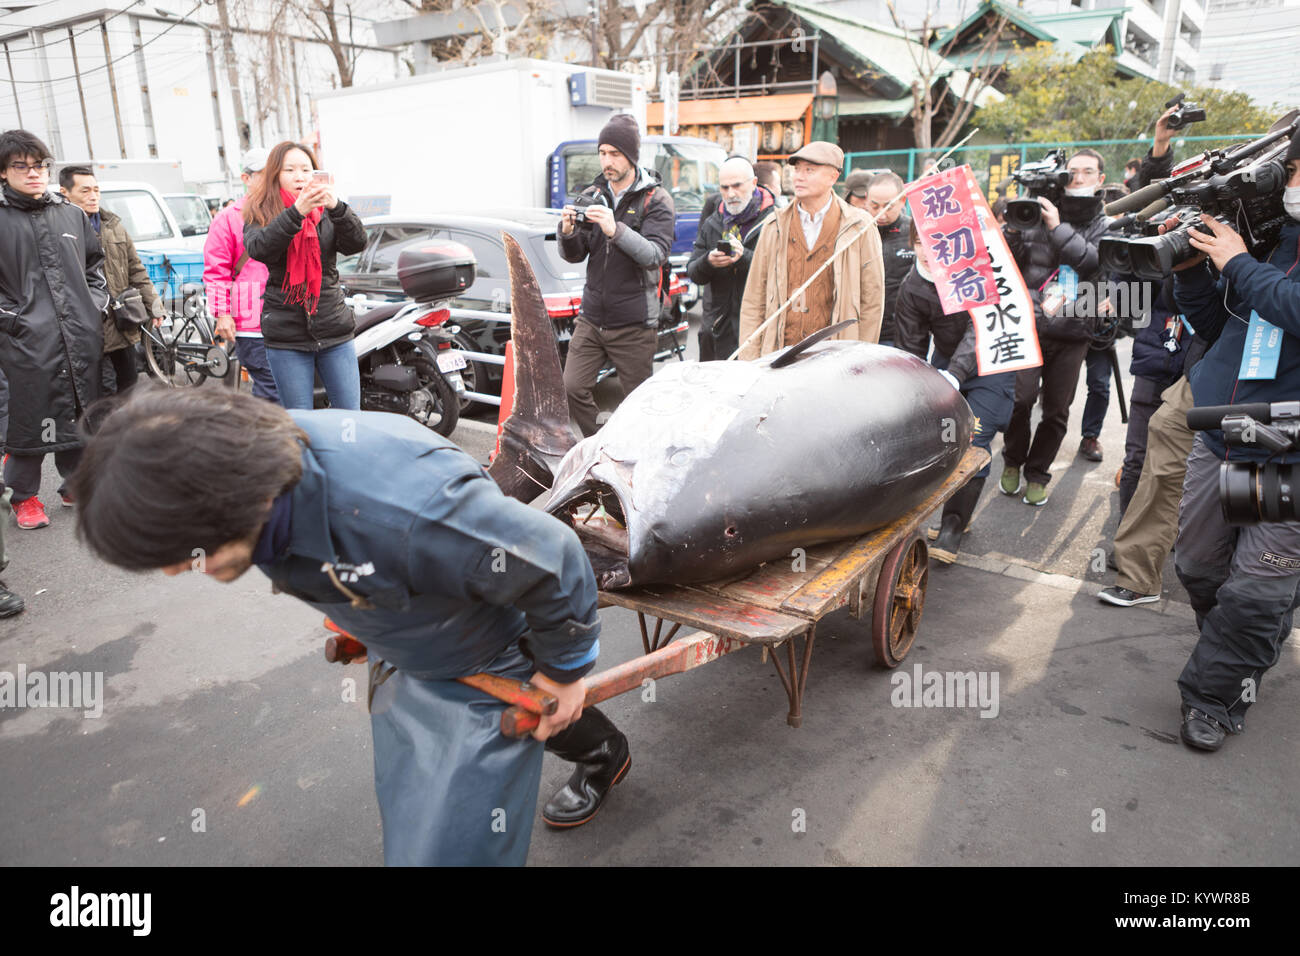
[
  {"xmin": 1284, "ymin": 185, "xmax": 1300, "ymax": 221},
  {"xmin": 914, "ymin": 254, "xmax": 933, "ymax": 282},
  {"xmin": 1065, "ymin": 186, "xmax": 1096, "ymax": 197}
]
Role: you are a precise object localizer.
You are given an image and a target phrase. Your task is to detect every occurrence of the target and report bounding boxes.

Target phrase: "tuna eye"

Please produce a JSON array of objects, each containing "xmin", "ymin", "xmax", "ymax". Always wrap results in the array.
[{"xmin": 725, "ymin": 525, "xmax": 738, "ymax": 538}]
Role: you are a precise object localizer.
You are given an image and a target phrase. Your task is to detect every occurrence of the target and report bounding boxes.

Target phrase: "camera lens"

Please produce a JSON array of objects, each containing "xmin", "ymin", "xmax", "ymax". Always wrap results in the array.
[
  {"xmin": 1005, "ymin": 198, "xmax": 1041, "ymax": 230},
  {"xmin": 1098, "ymin": 236, "xmax": 1133, "ymax": 273},
  {"xmin": 1127, "ymin": 230, "xmax": 1194, "ymax": 279},
  {"xmin": 1220, "ymin": 462, "xmax": 1299, "ymax": 524}
]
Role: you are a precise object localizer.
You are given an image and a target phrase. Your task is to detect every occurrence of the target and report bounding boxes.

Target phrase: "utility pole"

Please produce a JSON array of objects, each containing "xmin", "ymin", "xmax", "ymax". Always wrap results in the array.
[
  {"xmin": 129, "ymin": 16, "xmax": 158, "ymax": 158},
  {"xmin": 67, "ymin": 27, "xmax": 94, "ymax": 158},
  {"xmin": 203, "ymin": 30, "xmax": 230, "ymax": 183},
  {"xmin": 100, "ymin": 19, "xmax": 128, "ymax": 158},
  {"xmin": 215, "ymin": 0, "xmax": 250, "ymax": 150},
  {"xmin": 31, "ymin": 30, "xmax": 64, "ymax": 157},
  {"xmin": 3, "ymin": 42, "xmax": 22, "ymax": 127}
]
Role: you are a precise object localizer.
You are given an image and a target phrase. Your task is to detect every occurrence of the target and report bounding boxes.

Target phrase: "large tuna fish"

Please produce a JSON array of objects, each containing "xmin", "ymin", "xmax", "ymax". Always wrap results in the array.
[{"xmin": 488, "ymin": 235, "xmax": 973, "ymax": 590}]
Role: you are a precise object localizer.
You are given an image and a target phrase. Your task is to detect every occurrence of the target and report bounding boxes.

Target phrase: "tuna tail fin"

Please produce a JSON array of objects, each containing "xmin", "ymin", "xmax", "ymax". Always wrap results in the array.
[
  {"xmin": 770, "ymin": 319, "xmax": 859, "ymax": 368},
  {"xmin": 487, "ymin": 232, "xmax": 578, "ymax": 502}
]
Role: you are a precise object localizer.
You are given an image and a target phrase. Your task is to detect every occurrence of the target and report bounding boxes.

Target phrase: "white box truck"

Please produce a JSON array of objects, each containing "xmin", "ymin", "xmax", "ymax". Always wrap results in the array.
[{"xmin": 314, "ymin": 59, "xmax": 649, "ymax": 216}]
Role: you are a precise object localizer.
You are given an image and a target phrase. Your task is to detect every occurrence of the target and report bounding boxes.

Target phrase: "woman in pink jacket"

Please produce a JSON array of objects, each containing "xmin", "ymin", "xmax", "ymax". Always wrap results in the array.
[{"xmin": 203, "ymin": 147, "xmax": 279, "ymax": 402}]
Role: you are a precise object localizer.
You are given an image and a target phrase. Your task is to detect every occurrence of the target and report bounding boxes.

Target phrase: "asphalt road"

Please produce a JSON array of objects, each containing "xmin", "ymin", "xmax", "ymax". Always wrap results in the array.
[{"xmin": 2, "ymin": 326, "xmax": 1296, "ymax": 866}]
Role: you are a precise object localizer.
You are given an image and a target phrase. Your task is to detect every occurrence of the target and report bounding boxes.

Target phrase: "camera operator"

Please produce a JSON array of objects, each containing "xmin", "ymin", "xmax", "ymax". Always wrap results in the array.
[
  {"xmin": 1164, "ymin": 136, "xmax": 1300, "ymax": 752},
  {"xmin": 686, "ymin": 157, "xmax": 776, "ymax": 360},
  {"xmin": 1000, "ymin": 149, "xmax": 1112, "ymax": 507},
  {"xmin": 559, "ymin": 115, "xmax": 675, "ymax": 437}
]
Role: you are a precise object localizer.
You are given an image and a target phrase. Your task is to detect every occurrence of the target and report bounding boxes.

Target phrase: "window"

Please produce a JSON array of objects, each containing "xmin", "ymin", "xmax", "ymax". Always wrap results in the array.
[
  {"xmin": 564, "ymin": 147, "xmax": 603, "ymax": 199},
  {"xmin": 164, "ymin": 195, "xmax": 211, "ymax": 237},
  {"xmin": 100, "ymin": 190, "xmax": 172, "ymax": 243},
  {"xmin": 369, "ymin": 225, "xmax": 435, "ymax": 273},
  {"xmin": 445, "ymin": 231, "xmax": 507, "ymax": 279}
]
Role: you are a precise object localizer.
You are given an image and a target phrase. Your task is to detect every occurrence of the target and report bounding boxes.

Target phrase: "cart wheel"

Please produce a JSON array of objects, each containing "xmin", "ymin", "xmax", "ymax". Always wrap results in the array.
[{"xmin": 872, "ymin": 534, "xmax": 929, "ymax": 668}]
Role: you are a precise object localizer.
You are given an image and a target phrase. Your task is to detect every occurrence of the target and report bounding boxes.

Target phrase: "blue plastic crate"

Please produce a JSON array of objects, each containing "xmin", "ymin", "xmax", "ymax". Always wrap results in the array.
[{"xmin": 141, "ymin": 250, "xmax": 205, "ymax": 313}]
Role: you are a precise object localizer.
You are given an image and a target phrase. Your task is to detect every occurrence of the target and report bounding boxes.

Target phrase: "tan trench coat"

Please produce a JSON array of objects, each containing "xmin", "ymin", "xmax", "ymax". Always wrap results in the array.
[
  {"xmin": 99, "ymin": 208, "xmax": 166, "ymax": 351},
  {"xmin": 736, "ymin": 195, "xmax": 885, "ymax": 359}
]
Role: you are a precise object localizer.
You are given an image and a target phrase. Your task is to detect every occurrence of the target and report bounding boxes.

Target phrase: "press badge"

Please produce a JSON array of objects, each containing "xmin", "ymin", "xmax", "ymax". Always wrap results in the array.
[
  {"xmin": 1238, "ymin": 310, "xmax": 1282, "ymax": 380},
  {"xmin": 1057, "ymin": 265, "xmax": 1079, "ymax": 302}
]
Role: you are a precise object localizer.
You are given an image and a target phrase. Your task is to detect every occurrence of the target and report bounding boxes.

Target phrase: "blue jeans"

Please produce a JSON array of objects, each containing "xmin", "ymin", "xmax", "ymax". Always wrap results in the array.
[
  {"xmin": 1081, "ymin": 347, "xmax": 1111, "ymax": 438},
  {"xmin": 266, "ymin": 341, "xmax": 360, "ymax": 410},
  {"xmin": 234, "ymin": 336, "xmax": 280, "ymax": 403}
]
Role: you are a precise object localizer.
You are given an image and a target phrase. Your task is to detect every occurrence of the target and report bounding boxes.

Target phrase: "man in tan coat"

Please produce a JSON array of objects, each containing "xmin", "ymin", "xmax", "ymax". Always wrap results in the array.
[
  {"xmin": 737, "ymin": 142, "xmax": 884, "ymax": 359},
  {"xmin": 60, "ymin": 166, "xmax": 166, "ymax": 392}
]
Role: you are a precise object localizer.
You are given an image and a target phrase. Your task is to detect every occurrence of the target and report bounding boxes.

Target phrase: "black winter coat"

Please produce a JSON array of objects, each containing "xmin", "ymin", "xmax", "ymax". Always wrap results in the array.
[
  {"xmin": 1004, "ymin": 206, "xmax": 1111, "ymax": 342},
  {"xmin": 243, "ymin": 200, "xmax": 367, "ymax": 352},
  {"xmin": 559, "ymin": 168, "xmax": 675, "ymax": 329},
  {"xmin": 878, "ymin": 216, "xmax": 915, "ymax": 344},
  {"xmin": 0, "ymin": 187, "xmax": 108, "ymax": 454},
  {"xmin": 686, "ymin": 188, "xmax": 776, "ymax": 342},
  {"xmin": 894, "ymin": 267, "xmax": 978, "ymax": 385}
]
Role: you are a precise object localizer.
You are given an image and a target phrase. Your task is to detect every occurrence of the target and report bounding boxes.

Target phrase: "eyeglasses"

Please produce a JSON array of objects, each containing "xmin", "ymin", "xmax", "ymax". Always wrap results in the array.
[{"xmin": 7, "ymin": 160, "xmax": 52, "ymax": 174}]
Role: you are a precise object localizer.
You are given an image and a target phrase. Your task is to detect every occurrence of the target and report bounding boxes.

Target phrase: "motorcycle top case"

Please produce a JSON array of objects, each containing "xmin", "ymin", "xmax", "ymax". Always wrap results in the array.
[{"xmin": 396, "ymin": 241, "xmax": 477, "ymax": 302}]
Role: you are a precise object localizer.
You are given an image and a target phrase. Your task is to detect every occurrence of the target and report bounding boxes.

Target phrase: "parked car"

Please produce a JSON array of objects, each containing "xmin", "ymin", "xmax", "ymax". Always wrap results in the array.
[
  {"xmin": 97, "ymin": 181, "xmax": 206, "ymax": 252},
  {"xmin": 163, "ymin": 193, "xmax": 213, "ymax": 238},
  {"xmin": 339, "ymin": 212, "xmax": 689, "ymax": 412}
]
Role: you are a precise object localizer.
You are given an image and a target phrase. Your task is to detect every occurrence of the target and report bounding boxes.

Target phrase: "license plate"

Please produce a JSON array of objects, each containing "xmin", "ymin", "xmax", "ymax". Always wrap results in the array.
[{"xmin": 436, "ymin": 351, "xmax": 467, "ymax": 372}]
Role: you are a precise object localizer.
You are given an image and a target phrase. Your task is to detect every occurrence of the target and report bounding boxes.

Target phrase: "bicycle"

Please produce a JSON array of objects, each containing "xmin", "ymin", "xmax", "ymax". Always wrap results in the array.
[{"xmin": 139, "ymin": 280, "xmax": 235, "ymax": 388}]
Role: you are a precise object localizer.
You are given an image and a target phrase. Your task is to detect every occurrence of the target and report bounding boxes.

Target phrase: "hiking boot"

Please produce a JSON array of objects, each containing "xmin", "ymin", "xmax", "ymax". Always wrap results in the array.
[
  {"xmin": 1078, "ymin": 437, "xmax": 1103, "ymax": 461},
  {"xmin": 1022, "ymin": 482, "xmax": 1048, "ymax": 506},
  {"xmin": 1098, "ymin": 585, "xmax": 1159, "ymax": 608},
  {"xmin": 999, "ymin": 465, "xmax": 1022, "ymax": 496},
  {"xmin": 0, "ymin": 580, "xmax": 24, "ymax": 618},
  {"xmin": 13, "ymin": 497, "xmax": 50, "ymax": 529}
]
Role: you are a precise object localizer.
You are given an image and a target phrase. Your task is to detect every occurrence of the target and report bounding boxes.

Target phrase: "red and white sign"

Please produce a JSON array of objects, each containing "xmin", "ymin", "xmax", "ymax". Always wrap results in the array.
[{"xmin": 905, "ymin": 165, "xmax": 999, "ymax": 315}]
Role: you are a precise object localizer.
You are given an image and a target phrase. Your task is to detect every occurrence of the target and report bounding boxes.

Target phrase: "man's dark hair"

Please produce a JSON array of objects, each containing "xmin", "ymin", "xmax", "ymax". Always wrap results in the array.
[
  {"xmin": 71, "ymin": 384, "xmax": 308, "ymax": 571},
  {"xmin": 754, "ymin": 161, "xmax": 781, "ymax": 195},
  {"xmin": 991, "ymin": 198, "xmax": 1008, "ymax": 222},
  {"xmin": 1124, "ymin": 157, "xmax": 1142, "ymax": 173},
  {"xmin": 0, "ymin": 129, "xmax": 52, "ymax": 171},
  {"xmin": 1070, "ymin": 147, "xmax": 1105, "ymax": 174},
  {"xmin": 867, "ymin": 171, "xmax": 905, "ymax": 194},
  {"xmin": 59, "ymin": 164, "xmax": 94, "ymax": 191}
]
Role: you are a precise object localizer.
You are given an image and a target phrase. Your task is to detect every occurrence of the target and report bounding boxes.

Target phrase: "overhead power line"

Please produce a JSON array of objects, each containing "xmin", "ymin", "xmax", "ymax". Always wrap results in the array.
[{"xmin": 2, "ymin": 2, "xmax": 205, "ymax": 84}]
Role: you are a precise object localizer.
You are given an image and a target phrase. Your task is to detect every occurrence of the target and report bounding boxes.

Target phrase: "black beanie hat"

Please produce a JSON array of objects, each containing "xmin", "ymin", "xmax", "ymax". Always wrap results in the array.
[
  {"xmin": 1287, "ymin": 132, "xmax": 1300, "ymax": 165},
  {"xmin": 599, "ymin": 114, "xmax": 640, "ymax": 166}
]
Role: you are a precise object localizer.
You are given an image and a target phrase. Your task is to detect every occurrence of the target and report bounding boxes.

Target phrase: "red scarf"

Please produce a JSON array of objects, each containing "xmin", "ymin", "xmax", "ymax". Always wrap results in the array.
[{"xmin": 279, "ymin": 187, "xmax": 323, "ymax": 314}]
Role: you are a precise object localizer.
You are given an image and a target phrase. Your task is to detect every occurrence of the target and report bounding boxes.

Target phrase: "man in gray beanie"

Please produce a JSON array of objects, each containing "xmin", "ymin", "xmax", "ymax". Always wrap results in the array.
[{"xmin": 559, "ymin": 113, "xmax": 675, "ymax": 437}]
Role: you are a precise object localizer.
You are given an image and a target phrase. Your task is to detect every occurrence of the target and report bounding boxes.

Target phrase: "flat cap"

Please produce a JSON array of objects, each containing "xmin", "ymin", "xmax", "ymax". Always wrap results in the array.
[
  {"xmin": 788, "ymin": 141, "xmax": 844, "ymax": 171},
  {"xmin": 844, "ymin": 169, "xmax": 872, "ymax": 197}
]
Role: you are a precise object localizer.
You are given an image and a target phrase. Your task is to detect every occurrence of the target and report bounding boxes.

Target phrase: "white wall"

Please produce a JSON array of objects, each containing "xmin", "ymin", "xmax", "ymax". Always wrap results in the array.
[{"xmin": 0, "ymin": 4, "xmax": 404, "ymax": 192}]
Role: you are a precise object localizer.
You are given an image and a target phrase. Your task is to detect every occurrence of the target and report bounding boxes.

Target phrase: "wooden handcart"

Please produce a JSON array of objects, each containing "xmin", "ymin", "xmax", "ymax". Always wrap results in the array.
[{"xmin": 523, "ymin": 445, "xmax": 992, "ymax": 731}]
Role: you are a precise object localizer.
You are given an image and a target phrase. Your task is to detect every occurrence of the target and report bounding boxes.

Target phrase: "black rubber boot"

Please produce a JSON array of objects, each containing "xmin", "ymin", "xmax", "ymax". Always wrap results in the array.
[
  {"xmin": 931, "ymin": 477, "xmax": 985, "ymax": 565},
  {"xmin": 542, "ymin": 706, "xmax": 630, "ymax": 828}
]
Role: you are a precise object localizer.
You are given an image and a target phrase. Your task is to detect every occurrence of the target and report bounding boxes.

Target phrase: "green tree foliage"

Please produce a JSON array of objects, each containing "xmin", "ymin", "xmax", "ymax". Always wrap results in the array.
[{"xmin": 977, "ymin": 43, "xmax": 1278, "ymax": 143}]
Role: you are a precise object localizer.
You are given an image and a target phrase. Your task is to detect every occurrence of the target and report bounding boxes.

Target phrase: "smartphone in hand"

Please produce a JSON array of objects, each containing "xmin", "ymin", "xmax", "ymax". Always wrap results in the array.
[
  {"xmin": 312, "ymin": 170, "xmax": 333, "ymax": 186},
  {"xmin": 716, "ymin": 240, "xmax": 732, "ymax": 254}
]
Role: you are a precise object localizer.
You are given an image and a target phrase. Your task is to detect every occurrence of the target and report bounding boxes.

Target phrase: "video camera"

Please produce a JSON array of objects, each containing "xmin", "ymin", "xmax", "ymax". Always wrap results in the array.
[
  {"xmin": 1099, "ymin": 117, "xmax": 1298, "ymax": 279},
  {"xmin": 1187, "ymin": 401, "xmax": 1300, "ymax": 524},
  {"xmin": 1004, "ymin": 149, "xmax": 1070, "ymax": 230},
  {"xmin": 1164, "ymin": 91, "xmax": 1207, "ymax": 132}
]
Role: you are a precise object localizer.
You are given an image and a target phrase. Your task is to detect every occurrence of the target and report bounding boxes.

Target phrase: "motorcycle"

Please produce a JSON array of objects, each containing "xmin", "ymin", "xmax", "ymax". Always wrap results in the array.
[
  {"xmin": 321, "ymin": 240, "xmax": 478, "ymax": 437},
  {"xmin": 334, "ymin": 299, "xmax": 467, "ymax": 436}
]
